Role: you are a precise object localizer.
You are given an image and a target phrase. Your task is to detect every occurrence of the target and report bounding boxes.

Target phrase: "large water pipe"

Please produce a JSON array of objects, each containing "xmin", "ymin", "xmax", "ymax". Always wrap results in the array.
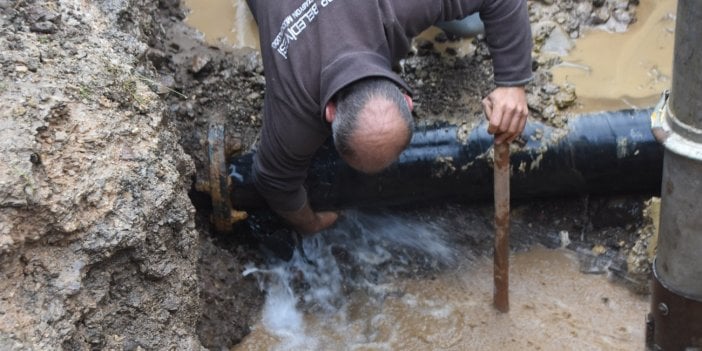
[
  {"xmin": 227, "ymin": 107, "xmax": 662, "ymax": 212},
  {"xmin": 647, "ymin": 0, "xmax": 702, "ymax": 349}
]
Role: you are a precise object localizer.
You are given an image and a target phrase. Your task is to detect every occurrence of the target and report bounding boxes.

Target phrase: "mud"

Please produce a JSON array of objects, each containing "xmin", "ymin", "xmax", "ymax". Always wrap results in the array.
[
  {"xmin": 552, "ymin": 0, "xmax": 676, "ymax": 112},
  {"xmin": 0, "ymin": 0, "xmax": 203, "ymax": 348},
  {"xmin": 183, "ymin": 0, "xmax": 259, "ymax": 50},
  {"xmin": 0, "ymin": 0, "xmax": 261, "ymax": 349},
  {"xmin": 0, "ymin": 0, "xmax": 669, "ymax": 349}
]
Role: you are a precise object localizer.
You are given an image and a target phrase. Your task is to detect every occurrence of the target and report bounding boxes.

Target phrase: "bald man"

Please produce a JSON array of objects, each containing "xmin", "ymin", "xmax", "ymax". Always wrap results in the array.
[{"xmin": 246, "ymin": 0, "xmax": 532, "ymax": 234}]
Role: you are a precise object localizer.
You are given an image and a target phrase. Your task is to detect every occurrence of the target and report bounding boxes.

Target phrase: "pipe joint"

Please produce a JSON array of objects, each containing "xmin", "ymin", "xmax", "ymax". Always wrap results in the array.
[{"xmin": 652, "ymin": 91, "xmax": 702, "ymax": 161}]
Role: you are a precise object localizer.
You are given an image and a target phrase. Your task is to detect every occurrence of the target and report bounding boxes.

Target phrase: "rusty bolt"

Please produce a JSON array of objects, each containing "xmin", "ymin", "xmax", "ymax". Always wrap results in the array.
[
  {"xmin": 224, "ymin": 135, "xmax": 242, "ymax": 158},
  {"xmin": 658, "ymin": 302, "xmax": 669, "ymax": 316}
]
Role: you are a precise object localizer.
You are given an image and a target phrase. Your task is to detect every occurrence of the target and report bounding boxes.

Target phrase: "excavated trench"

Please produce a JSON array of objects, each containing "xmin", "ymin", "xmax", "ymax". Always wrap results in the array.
[
  {"xmin": 0, "ymin": 0, "xmax": 674, "ymax": 349},
  {"xmin": 168, "ymin": 0, "xmax": 676, "ymax": 349}
]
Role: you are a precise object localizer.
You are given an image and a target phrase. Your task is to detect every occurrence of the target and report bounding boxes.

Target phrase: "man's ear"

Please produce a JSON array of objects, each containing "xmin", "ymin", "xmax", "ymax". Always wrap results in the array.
[
  {"xmin": 403, "ymin": 94, "xmax": 414, "ymax": 112},
  {"xmin": 325, "ymin": 101, "xmax": 336, "ymax": 123}
]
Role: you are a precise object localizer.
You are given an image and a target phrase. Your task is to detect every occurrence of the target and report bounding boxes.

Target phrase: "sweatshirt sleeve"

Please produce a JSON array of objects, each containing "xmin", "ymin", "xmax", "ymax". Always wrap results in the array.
[
  {"xmin": 252, "ymin": 153, "xmax": 308, "ymax": 213},
  {"xmin": 252, "ymin": 96, "xmax": 329, "ymax": 213},
  {"xmin": 478, "ymin": 0, "xmax": 533, "ymax": 86}
]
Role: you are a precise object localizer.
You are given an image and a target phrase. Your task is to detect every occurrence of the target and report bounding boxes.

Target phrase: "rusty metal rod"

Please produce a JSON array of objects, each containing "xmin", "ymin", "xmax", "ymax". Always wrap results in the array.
[{"xmin": 493, "ymin": 142, "xmax": 510, "ymax": 313}]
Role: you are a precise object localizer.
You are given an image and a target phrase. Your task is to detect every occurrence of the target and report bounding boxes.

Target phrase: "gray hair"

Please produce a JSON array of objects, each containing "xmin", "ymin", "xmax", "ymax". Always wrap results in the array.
[{"xmin": 332, "ymin": 77, "xmax": 413, "ymax": 158}]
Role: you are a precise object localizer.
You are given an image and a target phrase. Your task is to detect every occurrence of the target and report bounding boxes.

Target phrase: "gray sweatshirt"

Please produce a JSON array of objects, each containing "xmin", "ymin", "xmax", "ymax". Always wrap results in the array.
[{"xmin": 247, "ymin": 0, "xmax": 533, "ymax": 212}]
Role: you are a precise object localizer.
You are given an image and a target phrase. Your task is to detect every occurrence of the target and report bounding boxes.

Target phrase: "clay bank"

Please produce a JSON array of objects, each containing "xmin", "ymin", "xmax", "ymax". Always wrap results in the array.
[{"xmin": 0, "ymin": 0, "xmax": 688, "ymax": 350}]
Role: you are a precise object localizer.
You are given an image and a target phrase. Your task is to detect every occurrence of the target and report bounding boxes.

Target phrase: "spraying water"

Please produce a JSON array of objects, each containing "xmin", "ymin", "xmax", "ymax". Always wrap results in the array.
[
  {"xmin": 236, "ymin": 207, "xmax": 649, "ymax": 351},
  {"xmin": 241, "ymin": 210, "xmax": 463, "ymax": 350}
]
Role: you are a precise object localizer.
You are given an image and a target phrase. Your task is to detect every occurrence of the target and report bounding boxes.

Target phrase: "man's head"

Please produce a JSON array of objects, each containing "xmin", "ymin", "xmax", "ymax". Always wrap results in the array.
[{"xmin": 325, "ymin": 78, "xmax": 414, "ymax": 174}]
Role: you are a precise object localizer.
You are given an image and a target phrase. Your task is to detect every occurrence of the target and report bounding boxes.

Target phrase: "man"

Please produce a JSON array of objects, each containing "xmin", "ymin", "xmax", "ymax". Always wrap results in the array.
[{"xmin": 246, "ymin": 0, "xmax": 532, "ymax": 235}]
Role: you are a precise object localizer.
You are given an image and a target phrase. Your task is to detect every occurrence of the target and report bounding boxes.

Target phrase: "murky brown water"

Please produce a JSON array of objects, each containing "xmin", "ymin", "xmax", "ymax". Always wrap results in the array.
[
  {"xmin": 552, "ymin": 0, "xmax": 677, "ymax": 112},
  {"xmin": 183, "ymin": 0, "xmax": 259, "ymax": 49},
  {"xmin": 234, "ymin": 247, "xmax": 648, "ymax": 351}
]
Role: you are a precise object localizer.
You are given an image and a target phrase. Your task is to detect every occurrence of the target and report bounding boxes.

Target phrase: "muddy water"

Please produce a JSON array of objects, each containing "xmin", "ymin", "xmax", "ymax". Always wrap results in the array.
[
  {"xmin": 183, "ymin": 0, "xmax": 259, "ymax": 49},
  {"xmin": 552, "ymin": 0, "xmax": 677, "ymax": 112},
  {"xmin": 234, "ymin": 211, "xmax": 648, "ymax": 351}
]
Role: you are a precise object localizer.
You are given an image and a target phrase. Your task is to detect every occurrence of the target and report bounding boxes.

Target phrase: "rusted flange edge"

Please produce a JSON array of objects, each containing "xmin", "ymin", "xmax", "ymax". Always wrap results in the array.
[{"xmin": 207, "ymin": 120, "xmax": 248, "ymax": 233}]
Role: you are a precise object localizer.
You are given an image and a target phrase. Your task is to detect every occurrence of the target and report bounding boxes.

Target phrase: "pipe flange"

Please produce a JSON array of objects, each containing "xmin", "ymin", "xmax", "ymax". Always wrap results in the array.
[
  {"xmin": 207, "ymin": 117, "xmax": 248, "ymax": 233},
  {"xmin": 651, "ymin": 91, "xmax": 702, "ymax": 161}
]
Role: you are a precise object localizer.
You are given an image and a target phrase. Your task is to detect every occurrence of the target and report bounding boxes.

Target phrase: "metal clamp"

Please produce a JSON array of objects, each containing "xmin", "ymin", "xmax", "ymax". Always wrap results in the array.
[{"xmin": 651, "ymin": 90, "xmax": 702, "ymax": 161}]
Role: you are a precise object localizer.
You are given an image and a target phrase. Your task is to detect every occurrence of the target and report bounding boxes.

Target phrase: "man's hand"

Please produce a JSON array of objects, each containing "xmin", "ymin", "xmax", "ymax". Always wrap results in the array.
[
  {"xmin": 482, "ymin": 86, "xmax": 528, "ymax": 145},
  {"xmin": 277, "ymin": 200, "xmax": 339, "ymax": 235}
]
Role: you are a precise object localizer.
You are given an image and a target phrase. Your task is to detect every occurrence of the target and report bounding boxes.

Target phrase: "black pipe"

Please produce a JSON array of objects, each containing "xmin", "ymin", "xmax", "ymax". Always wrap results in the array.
[{"xmin": 230, "ymin": 108, "xmax": 662, "ymax": 211}]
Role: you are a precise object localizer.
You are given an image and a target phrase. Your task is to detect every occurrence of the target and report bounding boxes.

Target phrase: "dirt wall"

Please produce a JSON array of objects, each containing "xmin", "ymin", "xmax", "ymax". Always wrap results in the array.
[{"xmin": 0, "ymin": 0, "xmax": 235, "ymax": 349}]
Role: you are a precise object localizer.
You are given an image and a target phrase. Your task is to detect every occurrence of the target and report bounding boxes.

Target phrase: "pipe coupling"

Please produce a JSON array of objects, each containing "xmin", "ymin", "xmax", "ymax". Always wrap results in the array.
[{"xmin": 651, "ymin": 91, "xmax": 702, "ymax": 161}]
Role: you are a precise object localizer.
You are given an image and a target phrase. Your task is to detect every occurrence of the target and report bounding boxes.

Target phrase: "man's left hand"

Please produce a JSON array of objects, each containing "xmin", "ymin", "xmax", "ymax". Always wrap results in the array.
[{"xmin": 482, "ymin": 86, "xmax": 528, "ymax": 145}]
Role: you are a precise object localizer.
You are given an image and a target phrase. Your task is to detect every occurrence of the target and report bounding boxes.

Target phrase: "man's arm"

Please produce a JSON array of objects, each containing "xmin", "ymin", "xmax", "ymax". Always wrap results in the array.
[
  {"xmin": 253, "ymin": 148, "xmax": 339, "ymax": 235},
  {"xmin": 478, "ymin": 0, "xmax": 532, "ymax": 142},
  {"xmin": 252, "ymin": 99, "xmax": 340, "ymax": 235}
]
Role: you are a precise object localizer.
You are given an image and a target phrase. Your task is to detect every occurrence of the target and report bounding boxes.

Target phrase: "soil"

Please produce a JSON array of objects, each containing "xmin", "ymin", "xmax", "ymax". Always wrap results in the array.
[{"xmin": 0, "ymin": 0, "xmax": 657, "ymax": 350}]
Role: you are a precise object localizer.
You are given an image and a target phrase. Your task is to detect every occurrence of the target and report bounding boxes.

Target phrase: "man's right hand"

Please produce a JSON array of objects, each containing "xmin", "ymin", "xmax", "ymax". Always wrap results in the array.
[
  {"xmin": 277, "ymin": 200, "xmax": 339, "ymax": 235},
  {"xmin": 482, "ymin": 86, "xmax": 529, "ymax": 145}
]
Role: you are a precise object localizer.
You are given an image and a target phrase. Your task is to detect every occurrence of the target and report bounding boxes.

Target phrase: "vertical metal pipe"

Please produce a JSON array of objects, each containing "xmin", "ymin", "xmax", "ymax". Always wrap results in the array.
[
  {"xmin": 669, "ymin": 0, "xmax": 702, "ymax": 130},
  {"xmin": 649, "ymin": 0, "xmax": 702, "ymax": 349},
  {"xmin": 656, "ymin": 151, "xmax": 702, "ymax": 296}
]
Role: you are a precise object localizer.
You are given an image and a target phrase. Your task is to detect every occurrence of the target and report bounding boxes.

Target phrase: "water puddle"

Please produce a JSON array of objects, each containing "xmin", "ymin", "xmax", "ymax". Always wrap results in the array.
[
  {"xmin": 552, "ymin": 0, "xmax": 677, "ymax": 112},
  {"xmin": 183, "ymin": 0, "xmax": 259, "ymax": 50},
  {"xmin": 234, "ymin": 210, "xmax": 648, "ymax": 351}
]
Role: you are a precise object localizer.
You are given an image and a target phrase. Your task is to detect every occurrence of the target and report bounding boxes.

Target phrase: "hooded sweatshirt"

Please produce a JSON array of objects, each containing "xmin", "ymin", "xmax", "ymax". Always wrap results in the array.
[{"xmin": 246, "ymin": 0, "xmax": 533, "ymax": 212}]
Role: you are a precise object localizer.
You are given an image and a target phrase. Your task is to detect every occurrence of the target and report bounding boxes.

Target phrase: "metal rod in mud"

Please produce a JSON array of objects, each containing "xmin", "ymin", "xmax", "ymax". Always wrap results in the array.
[{"xmin": 493, "ymin": 142, "xmax": 510, "ymax": 313}]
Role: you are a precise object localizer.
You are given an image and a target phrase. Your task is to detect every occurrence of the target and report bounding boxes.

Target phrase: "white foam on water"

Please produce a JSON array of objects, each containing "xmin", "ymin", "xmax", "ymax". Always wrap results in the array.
[
  {"xmin": 237, "ymin": 211, "xmax": 651, "ymax": 351},
  {"xmin": 242, "ymin": 209, "xmax": 460, "ymax": 349}
]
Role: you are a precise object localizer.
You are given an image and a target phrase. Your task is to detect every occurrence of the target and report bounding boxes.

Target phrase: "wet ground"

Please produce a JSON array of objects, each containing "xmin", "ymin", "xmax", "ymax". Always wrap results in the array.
[
  {"xmin": 221, "ymin": 194, "xmax": 657, "ymax": 350},
  {"xmin": 224, "ymin": 201, "xmax": 656, "ymax": 350},
  {"xmin": 552, "ymin": 0, "xmax": 676, "ymax": 112},
  {"xmin": 235, "ymin": 247, "xmax": 648, "ymax": 351}
]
